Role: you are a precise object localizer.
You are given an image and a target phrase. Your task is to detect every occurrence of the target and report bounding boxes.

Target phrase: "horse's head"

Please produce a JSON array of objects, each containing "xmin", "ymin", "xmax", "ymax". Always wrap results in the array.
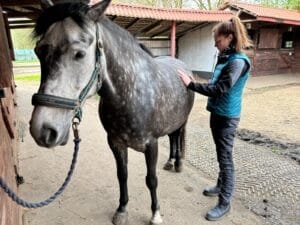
[{"xmin": 30, "ymin": 0, "xmax": 111, "ymax": 148}]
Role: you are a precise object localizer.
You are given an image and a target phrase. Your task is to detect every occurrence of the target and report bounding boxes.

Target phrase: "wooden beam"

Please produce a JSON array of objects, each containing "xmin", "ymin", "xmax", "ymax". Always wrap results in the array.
[
  {"xmin": 9, "ymin": 24, "xmax": 35, "ymax": 29},
  {"xmin": 177, "ymin": 22, "xmax": 211, "ymax": 38},
  {"xmin": 4, "ymin": 11, "xmax": 39, "ymax": 20},
  {"xmin": 9, "ymin": 19, "xmax": 34, "ymax": 24},
  {"xmin": 151, "ymin": 22, "xmax": 184, "ymax": 38},
  {"xmin": 3, "ymin": 13, "xmax": 15, "ymax": 60},
  {"xmin": 0, "ymin": 0, "xmax": 40, "ymax": 7},
  {"xmin": 133, "ymin": 20, "xmax": 162, "ymax": 36},
  {"xmin": 125, "ymin": 18, "xmax": 139, "ymax": 29},
  {"xmin": 151, "ymin": 25, "xmax": 171, "ymax": 37}
]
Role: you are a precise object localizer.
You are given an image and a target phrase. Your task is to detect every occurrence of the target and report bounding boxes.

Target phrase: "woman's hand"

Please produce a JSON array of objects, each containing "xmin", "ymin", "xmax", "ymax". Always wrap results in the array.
[{"xmin": 178, "ymin": 69, "xmax": 194, "ymax": 87}]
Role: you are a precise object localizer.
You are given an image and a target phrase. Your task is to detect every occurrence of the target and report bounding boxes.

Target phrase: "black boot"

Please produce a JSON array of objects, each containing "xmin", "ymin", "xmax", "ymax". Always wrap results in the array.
[
  {"xmin": 202, "ymin": 186, "xmax": 220, "ymax": 197},
  {"xmin": 205, "ymin": 201, "xmax": 230, "ymax": 221}
]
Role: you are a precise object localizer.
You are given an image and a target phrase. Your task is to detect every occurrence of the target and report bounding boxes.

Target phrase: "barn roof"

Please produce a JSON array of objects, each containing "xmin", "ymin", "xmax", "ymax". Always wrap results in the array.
[
  {"xmin": 106, "ymin": 3, "xmax": 232, "ymax": 22},
  {"xmin": 0, "ymin": 0, "xmax": 233, "ymax": 38},
  {"xmin": 220, "ymin": 2, "xmax": 300, "ymax": 25}
]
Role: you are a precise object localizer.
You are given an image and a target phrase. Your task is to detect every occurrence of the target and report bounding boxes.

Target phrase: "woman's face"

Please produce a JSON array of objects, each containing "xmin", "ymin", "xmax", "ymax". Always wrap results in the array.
[{"xmin": 214, "ymin": 34, "xmax": 233, "ymax": 52}]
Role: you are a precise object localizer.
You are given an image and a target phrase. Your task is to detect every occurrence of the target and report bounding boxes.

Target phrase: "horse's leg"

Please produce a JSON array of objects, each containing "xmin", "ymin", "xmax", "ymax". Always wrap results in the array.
[
  {"xmin": 163, "ymin": 134, "xmax": 175, "ymax": 171},
  {"xmin": 145, "ymin": 139, "xmax": 163, "ymax": 224},
  {"xmin": 174, "ymin": 123, "xmax": 186, "ymax": 173},
  {"xmin": 108, "ymin": 138, "xmax": 129, "ymax": 225}
]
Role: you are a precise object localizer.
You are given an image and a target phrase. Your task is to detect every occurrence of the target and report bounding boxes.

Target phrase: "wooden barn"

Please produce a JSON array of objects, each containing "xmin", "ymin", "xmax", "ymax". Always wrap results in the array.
[{"xmin": 220, "ymin": 2, "xmax": 300, "ymax": 76}]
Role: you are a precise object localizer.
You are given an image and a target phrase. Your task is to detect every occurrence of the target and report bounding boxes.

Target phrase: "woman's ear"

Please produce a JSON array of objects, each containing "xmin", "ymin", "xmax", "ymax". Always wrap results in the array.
[{"xmin": 228, "ymin": 34, "xmax": 233, "ymax": 42}]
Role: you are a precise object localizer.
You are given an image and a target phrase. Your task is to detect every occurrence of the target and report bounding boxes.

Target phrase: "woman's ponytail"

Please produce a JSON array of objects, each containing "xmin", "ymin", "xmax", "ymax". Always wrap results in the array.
[
  {"xmin": 230, "ymin": 16, "xmax": 253, "ymax": 52},
  {"xmin": 213, "ymin": 16, "xmax": 253, "ymax": 53}
]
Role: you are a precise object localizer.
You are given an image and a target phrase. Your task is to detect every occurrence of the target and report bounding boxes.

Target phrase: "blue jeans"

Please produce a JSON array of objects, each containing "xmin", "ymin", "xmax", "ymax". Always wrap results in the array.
[{"xmin": 210, "ymin": 113, "xmax": 240, "ymax": 204}]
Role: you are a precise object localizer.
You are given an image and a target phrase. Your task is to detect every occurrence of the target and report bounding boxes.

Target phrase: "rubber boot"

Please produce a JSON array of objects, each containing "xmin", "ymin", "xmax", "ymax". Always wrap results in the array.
[{"xmin": 205, "ymin": 201, "xmax": 231, "ymax": 221}]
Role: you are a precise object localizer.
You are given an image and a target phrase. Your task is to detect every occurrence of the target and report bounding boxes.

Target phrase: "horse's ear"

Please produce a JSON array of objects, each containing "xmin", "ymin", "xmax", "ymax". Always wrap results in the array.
[
  {"xmin": 87, "ymin": 0, "xmax": 112, "ymax": 21},
  {"xmin": 40, "ymin": 0, "xmax": 54, "ymax": 10}
]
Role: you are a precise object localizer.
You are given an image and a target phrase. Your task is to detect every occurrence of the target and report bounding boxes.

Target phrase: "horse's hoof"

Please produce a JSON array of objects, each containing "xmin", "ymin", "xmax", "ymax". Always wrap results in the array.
[
  {"xmin": 150, "ymin": 210, "xmax": 163, "ymax": 225},
  {"xmin": 163, "ymin": 161, "xmax": 173, "ymax": 171},
  {"xmin": 112, "ymin": 211, "xmax": 128, "ymax": 225}
]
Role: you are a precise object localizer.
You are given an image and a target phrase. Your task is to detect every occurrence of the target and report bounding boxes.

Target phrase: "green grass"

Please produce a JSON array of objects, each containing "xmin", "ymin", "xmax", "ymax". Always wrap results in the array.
[{"xmin": 15, "ymin": 74, "xmax": 40, "ymax": 82}]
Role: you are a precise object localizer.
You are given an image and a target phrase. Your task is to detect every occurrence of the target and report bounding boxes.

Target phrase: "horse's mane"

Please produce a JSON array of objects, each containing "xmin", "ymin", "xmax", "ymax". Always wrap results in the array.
[
  {"xmin": 139, "ymin": 43, "xmax": 154, "ymax": 58},
  {"xmin": 34, "ymin": 2, "xmax": 90, "ymax": 38}
]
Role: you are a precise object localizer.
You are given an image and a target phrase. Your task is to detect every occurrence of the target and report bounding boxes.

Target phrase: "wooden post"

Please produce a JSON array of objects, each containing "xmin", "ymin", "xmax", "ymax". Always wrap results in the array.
[
  {"xmin": 170, "ymin": 21, "xmax": 176, "ymax": 58},
  {"xmin": 3, "ymin": 13, "xmax": 15, "ymax": 61},
  {"xmin": 0, "ymin": 6, "xmax": 13, "ymax": 88}
]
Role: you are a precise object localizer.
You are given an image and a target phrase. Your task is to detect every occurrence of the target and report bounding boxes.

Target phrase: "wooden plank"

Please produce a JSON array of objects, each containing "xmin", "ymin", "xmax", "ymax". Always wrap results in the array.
[
  {"xmin": 0, "ymin": 6, "xmax": 13, "ymax": 88},
  {"xmin": 0, "ymin": 87, "xmax": 15, "ymax": 138},
  {"xmin": 0, "ymin": 0, "xmax": 40, "ymax": 7},
  {"xmin": 0, "ymin": 105, "xmax": 20, "ymax": 225},
  {"xmin": 3, "ymin": 13, "xmax": 15, "ymax": 61},
  {"xmin": 9, "ymin": 24, "xmax": 35, "ymax": 29}
]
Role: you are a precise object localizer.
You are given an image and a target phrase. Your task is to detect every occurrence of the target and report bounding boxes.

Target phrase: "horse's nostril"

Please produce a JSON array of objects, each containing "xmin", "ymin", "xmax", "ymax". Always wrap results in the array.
[{"xmin": 43, "ymin": 125, "xmax": 58, "ymax": 146}]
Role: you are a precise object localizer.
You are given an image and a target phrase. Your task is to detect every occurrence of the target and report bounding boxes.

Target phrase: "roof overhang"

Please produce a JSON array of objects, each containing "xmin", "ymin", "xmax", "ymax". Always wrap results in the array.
[
  {"xmin": 256, "ymin": 16, "xmax": 300, "ymax": 26},
  {"xmin": 0, "ymin": 0, "xmax": 233, "ymax": 39},
  {"xmin": 220, "ymin": 2, "xmax": 300, "ymax": 26}
]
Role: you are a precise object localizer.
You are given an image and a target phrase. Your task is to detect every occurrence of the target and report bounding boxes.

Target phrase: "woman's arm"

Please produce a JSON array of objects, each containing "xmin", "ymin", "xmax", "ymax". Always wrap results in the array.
[{"xmin": 179, "ymin": 59, "xmax": 248, "ymax": 97}]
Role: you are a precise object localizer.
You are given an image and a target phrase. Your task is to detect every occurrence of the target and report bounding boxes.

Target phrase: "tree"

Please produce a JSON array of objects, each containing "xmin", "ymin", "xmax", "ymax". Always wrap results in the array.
[
  {"xmin": 192, "ymin": 0, "xmax": 225, "ymax": 9},
  {"xmin": 254, "ymin": 0, "xmax": 300, "ymax": 10},
  {"xmin": 115, "ymin": 0, "xmax": 183, "ymax": 8},
  {"xmin": 116, "ymin": 0, "xmax": 300, "ymax": 10}
]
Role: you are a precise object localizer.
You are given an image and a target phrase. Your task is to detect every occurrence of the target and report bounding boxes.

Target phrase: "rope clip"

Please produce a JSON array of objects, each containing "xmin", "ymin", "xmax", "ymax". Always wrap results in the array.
[{"xmin": 72, "ymin": 118, "xmax": 80, "ymax": 139}]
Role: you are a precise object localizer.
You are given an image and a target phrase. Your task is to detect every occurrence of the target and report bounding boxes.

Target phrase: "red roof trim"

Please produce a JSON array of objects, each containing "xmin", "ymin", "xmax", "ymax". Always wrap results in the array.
[
  {"xmin": 104, "ymin": 3, "xmax": 233, "ymax": 22},
  {"xmin": 257, "ymin": 16, "xmax": 300, "ymax": 26},
  {"xmin": 224, "ymin": 2, "xmax": 300, "ymax": 25}
]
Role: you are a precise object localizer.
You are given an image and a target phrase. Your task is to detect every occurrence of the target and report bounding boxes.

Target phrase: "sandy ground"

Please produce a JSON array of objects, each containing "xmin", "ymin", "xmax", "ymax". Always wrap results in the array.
[
  {"xmin": 12, "ymin": 73, "xmax": 299, "ymax": 225},
  {"xmin": 15, "ymin": 82, "xmax": 263, "ymax": 225}
]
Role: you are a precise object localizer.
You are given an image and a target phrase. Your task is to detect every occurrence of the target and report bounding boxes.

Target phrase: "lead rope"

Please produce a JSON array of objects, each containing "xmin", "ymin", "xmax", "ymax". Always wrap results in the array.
[{"xmin": 0, "ymin": 119, "xmax": 81, "ymax": 208}]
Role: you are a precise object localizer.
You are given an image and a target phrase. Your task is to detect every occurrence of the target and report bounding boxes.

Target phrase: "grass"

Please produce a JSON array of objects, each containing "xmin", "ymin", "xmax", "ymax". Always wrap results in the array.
[{"xmin": 15, "ymin": 74, "xmax": 40, "ymax": 82}]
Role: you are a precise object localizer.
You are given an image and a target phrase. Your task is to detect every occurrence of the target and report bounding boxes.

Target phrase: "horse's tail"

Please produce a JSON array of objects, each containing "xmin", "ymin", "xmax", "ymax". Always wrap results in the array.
[{"xmin": 180, "ymin": 122, "xmax": 187, "ymax": 159}]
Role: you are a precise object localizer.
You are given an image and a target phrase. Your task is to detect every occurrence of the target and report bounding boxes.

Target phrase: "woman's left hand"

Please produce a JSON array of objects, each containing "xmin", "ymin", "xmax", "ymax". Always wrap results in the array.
[{"xmin": 178, "ymin": 69, "xmax": 193, "ymax": 86}]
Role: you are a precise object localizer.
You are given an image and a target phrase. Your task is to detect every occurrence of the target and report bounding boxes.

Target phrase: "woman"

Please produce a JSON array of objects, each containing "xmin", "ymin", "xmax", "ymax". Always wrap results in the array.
[{"xmin": 178, "ymin": 16, "xmax": 252, "ymax": 221}]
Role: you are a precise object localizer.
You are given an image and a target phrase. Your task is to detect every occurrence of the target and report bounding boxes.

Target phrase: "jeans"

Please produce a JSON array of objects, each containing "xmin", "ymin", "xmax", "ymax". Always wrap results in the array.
[{"xmin": 210, "ymin": 113, "xmax": 240, "ymax": 204}]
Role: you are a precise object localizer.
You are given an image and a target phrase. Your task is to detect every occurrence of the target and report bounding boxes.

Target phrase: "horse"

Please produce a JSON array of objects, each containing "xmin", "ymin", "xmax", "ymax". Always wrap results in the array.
[{"xmin": 29, "ymin": 1, "xmax": 194, "ymax": 224}]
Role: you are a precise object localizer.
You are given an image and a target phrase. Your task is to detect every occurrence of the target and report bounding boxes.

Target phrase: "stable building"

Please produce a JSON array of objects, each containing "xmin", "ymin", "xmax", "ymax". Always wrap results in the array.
[{"xmin": 220, "ymin": 2, "xmax": 300, "ymax": 76}]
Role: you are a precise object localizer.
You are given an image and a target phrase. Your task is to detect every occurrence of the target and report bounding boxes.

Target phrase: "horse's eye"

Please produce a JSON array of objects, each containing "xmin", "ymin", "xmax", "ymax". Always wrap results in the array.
[{"xmin": 74, "ymin": 51, "xmax": 86, "ymax": 60}]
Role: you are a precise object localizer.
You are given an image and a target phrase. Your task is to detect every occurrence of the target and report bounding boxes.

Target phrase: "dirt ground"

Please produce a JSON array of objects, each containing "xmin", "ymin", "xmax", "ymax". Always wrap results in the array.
[{"xmin": 13, "ymin": 73, "xmax": 299, "ymax": 225}]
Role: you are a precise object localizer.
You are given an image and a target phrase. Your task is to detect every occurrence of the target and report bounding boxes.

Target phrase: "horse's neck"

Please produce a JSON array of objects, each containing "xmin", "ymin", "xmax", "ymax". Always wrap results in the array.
[{"xmin": 98, "ymin": 18, "xmax": 153, "ymax": 100}]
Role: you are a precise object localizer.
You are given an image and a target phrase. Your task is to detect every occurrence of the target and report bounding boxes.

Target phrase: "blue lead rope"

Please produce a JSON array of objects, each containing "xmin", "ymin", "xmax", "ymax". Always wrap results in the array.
[{"xmin": 0, "ymin": 136, "xmax": 81, "ymax": 208}]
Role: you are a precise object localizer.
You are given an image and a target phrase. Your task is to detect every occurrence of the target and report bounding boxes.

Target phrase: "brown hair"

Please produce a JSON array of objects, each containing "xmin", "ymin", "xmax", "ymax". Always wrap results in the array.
[{"xmin": 213, "ymin": 16, "xmax": 253, "ymax": 53}]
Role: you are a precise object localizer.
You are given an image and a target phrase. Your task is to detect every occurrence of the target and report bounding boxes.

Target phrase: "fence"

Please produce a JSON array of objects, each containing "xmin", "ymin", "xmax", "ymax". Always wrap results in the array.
[{"xmin": 14, "ymin": 49, "xmax": 37, "ymax": 61}]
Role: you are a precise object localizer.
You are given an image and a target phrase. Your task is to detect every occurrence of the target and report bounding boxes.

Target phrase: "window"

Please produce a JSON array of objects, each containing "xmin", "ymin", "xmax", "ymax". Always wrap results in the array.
[
  {"xmin": 281, "ymin": 32, "xmax": 294, "ymax": 48},
  {"xmin": 247, "ymin": 29, "xmax": 255, "ymax": 41}
]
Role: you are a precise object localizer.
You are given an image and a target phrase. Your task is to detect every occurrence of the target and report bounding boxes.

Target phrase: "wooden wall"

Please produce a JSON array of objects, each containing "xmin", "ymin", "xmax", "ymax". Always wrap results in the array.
[
  {"xmin": 247, "ymin": 23, "xmax": 300, "ymax": 76},
  {"xmin": 0, "ymin": 6, "xmax": 21, "ymax": 225}
]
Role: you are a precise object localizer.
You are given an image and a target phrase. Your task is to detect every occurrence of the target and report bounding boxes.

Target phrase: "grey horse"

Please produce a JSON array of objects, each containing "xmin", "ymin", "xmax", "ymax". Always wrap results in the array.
[{"xmin": 30, "ymin": 0, "xmax": 194, "ymax": 224}]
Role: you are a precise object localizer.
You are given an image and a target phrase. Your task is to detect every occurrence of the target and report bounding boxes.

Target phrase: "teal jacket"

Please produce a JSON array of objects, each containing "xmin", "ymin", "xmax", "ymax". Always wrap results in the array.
[{"xmin": 188, "ymin": 52, "xmax": 251, "ymax": 118}]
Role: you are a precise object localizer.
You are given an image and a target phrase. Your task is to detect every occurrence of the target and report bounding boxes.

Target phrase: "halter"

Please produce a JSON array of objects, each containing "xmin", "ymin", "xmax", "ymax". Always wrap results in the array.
[{"xmin": 32, "ymin": 25, "xmax": 102, "ymax": 122}]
